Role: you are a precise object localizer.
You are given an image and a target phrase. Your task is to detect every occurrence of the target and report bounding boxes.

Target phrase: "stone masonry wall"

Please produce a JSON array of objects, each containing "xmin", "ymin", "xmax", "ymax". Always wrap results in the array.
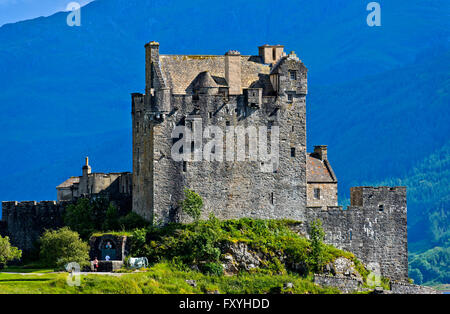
[
  {"xmin": 306, "ymin": 183, "xmax": 338, "ymax": 207},
  {"xmin": 0, "ymin": 201, "xmax": 65, "ymax": 255},
  {"xmin": 313, "ymin": 274, "xmax": 362, "ymax": 293},
  {"xmin": 304, "ymin": 187, "xmax": 408, "ymax": 282},
  {"xmin": 147, "ymin": 92, "xmax": 307, "ymax": 224}
]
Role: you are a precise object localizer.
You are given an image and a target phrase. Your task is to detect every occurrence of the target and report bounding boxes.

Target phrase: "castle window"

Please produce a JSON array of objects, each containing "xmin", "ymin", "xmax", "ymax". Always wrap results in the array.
[
  {"xmin": 314, "ymin": 188, "xmax": 321, "ymax": 200},
  {"xmin": 272, "ymin": 48, "xmax": 276, "ymax": 60},
  {"xmin": 379, "ymin": 204, "xmax": 384, "ymax": 212},
  {"xmin": 270, "ymin": 192, "xmax": 274, "ymax": 205},
  {"xmin": 226, "ymin": 121, "xmax": 230, "ymax": 126},
  {"xmin": 349, "ymin": 230, "xmax": 353, "ymax": 240},
  {"xmin": 183, "ymin": 161, "xmax": 187, "ymax": 172},
  {"xmin": 291, "ymin": 147, "xmax": 296, "ymax": 157},
  {"xmin": 287, "ymin": 93, "xmax": 293, "ymax": 102},
  {"xmin": 289, "ymin": 70, "xmax": 297, "ymax": 80},
  {"xmin": 136, "ymin": 121, "xmax": 140, "ymax": 133},
  {"xmin": 209, "ymin": 112, "xmax": 213, "ymax": 119},
  {"xmin": 292, "ymin": 125, "xmax": 294, "ymax": 132},
  {"xmin": 191, "ymin": 141, "xmax": 195, "ymax": 152}
]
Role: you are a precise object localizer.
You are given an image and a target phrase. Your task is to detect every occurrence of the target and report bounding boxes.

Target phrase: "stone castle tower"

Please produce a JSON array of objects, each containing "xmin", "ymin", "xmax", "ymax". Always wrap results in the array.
[
  {"xmin": 131, "ymin": 42, "xmax": 331, "ymax": 224},
  {"xmin": 129, "ymin": 42, "xmax": 408, "ymax": 281}
]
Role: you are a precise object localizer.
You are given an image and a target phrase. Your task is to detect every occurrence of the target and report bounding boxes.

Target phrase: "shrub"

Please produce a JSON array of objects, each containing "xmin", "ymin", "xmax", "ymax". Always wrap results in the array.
[
  {"xmin": 39, "ymin": 227, "xmax": 89, "ymax": 269},
  {"xmin": 0, "ymin": 235, "xmax": 22, "ymax": 267},
  {"xmin": 103, "ymin": 204, "xmax": 120, "ymax": 231},
  {"xmin": 200, "ymin": 262, "xmax": 223, "ymax": 276},
  {"xmin": 118, "ymin": 212, "xmax": 149, "ymax": 230},
  {"xmin": 64, "ymin": 198, "xmax": 95, "ymax": 239},
  {"xmin": 180, "ymin": 189, "xmax": 203, "ymax": 221},
  {"xmin": 130, "ymin": 228, "xmax": 148, "ymax": 257},
  {"xmin": 308, "ymin": 219, "xmax": 325, "ymax": 272}
]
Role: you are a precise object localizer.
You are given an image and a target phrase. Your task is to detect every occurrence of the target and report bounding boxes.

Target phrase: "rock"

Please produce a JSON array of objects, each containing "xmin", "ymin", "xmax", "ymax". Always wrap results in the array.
[
  {"xmin": 221, "ymin": 242, "xmax": 263, "ymax": 274},
  {"xmin": 185, "ymin": 280, "xmax": 197, "ymax": 287},
  {"xmin": 323, "ymin": 257, "xmax": 363, "ymax": 282}
]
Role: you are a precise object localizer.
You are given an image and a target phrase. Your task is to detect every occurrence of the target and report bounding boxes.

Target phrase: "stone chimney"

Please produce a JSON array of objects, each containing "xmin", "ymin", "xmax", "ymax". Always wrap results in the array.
[
  {"xmin": 225, "ymin": 50, "xmax": 241, "ymax": 95},
  {"xmin": 314, "ymin": 145, "xmax": 328, "ymax": 161},
  {"xmin": 145, "ymin": 41, "xmax": 160, "ymax": 96},
  {"xmin": 258, "ymin": 44, "xmax": 285, "ymax": 64},
  {"xmin": 82, "ymin": 156, "xmax": 91, "ymax": 176}
]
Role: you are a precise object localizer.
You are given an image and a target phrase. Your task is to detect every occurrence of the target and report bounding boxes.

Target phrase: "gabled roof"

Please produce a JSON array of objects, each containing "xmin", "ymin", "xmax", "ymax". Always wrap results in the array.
[
  {"xmin": 56, "ymin": 177, "xmax": 80, "ymax": 189},
  {"xmin": 307, "ymin": 154, "xmax": 337, "ymax": 183}
]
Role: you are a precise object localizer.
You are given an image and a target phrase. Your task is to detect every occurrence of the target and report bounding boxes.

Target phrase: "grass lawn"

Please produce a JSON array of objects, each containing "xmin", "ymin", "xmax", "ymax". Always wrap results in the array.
[{"xmin": 0, "ymin": 263, "xmax": 340, "ymax": 294}]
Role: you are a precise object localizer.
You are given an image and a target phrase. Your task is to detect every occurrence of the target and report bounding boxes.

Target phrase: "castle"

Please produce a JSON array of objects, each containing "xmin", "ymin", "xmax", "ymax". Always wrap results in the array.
[{"xmin": 0, "ymin": 42, "xmax": 408, "ymax": 283}]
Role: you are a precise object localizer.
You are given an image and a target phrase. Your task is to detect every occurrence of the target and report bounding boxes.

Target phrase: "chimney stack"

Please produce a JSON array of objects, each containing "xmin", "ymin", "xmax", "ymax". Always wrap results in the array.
[
  {"xmin": 145, "ymin": 41, "xmax": 160, "ymax": 96},
  {"xmin": 314, "ymin": 145, "xmax": 328, "ymax": 161},
  {"xmin": 258, "ymin": 44, "xmax": 285, "ymax": 64},
  {"xmin": 225, "ymin": 50, "xmax": 241, "ymax": 95},
  {"xmin": 82, "ymin": 156, "xmax": 91, "ymax": 176}
]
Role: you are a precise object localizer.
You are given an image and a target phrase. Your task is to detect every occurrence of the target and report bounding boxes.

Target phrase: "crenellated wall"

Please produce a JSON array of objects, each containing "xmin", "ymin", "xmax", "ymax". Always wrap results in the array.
[
  {"xmin": 0, "ymin": 201, "xmax": 65, "ymax": 255},
  {"xmin": 304, "ymin": 187, "xmax": 408, "ymax": 281}
]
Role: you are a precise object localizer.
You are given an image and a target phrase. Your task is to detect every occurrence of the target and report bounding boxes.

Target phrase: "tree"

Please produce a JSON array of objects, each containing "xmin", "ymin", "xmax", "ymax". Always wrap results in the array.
[
  {"xmin": 309, "ymin": 219, "xmax": 325, "ymax": 272},
  {"xmin": 64, "ymin": 197, "xmax": 122, "ymax": 239},
  {"xmin": 102, "ymin": 204, "xmax": 120, "ymax": 231},
  {"xmin": 64, "ymin": 198, "xmax": 95, "ymax": 239},
  {"xmin": 180, "ymin": 189, "xmax": 203, "ymax": 221},
  {"xmin": 0, "ymin": 235, "xmax": 22, "ymax": 268},
  {"xmin": 40, "ymin": 227, "xmax": 89, "ymax": 269}
]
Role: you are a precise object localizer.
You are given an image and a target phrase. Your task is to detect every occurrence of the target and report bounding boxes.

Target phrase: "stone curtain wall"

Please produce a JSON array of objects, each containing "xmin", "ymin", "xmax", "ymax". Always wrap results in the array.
[
  {"xmin": 304, "ymin": 187, "xmax": 408, "ymax": 282},
  {"xmin": 1, "ymin": 201, "xmax": 65, "ymax": 254},
  {"xmin": 390, "ymin": 282, "xmax": 441, "ymax": 294},
  {"xmin": 314, "ymin": 274, "xmax": 441, "ymax": 294},
  {"xmin": 313, "ymin": 274, "xmax": 362, "ymax": 293}
]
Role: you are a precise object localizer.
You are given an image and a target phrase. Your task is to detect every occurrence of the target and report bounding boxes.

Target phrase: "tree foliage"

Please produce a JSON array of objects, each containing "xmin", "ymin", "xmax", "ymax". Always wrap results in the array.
[
  {"xmin": 0, "ymin": 235, "xmax": 22, "ymax": 266},
  {"xmin": 39, "ymin": 227, "xmax": 89, "ymax": 269},
  {"xmin": 180, "ymin": 189, "xmax": 203, "ymax": 221},
  {"xmin": 309, "ymin": 219, "xmax": 326, "ymax": 272}
]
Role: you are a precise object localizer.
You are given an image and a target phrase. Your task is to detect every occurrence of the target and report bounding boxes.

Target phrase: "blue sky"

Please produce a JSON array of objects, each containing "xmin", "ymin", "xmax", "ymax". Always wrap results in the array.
[{"xmin": 0, "ymin": 0, "xmax": 94, "ymax": 26}]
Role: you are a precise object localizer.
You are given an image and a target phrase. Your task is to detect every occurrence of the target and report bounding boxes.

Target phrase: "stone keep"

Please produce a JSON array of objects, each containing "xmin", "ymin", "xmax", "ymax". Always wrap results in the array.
[
  {"xmin": 130, "ymin": 42, "xmax": 408, "ymax": 282},
  {"xmin": 132, "ymin": 42, "xmax": 308, "ymax": 224}
]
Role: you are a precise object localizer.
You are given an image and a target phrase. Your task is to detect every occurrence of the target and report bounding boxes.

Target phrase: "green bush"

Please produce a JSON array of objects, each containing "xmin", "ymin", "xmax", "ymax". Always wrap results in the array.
[
  {"xmin": 118, "ymin": 212, "xmax": 149, "ymax": 230},
  {"xmin": 39, "ymin": 227, "xmax": 90, "ymax": 269},
  {"xmin": 200, "ymin": 262, "xmax": 223, "ymax": 276},
  {"xmin": 0, "ymin": 235, "xmax": 22, "ymax": 267},
  {"xmin": 102, "ymin": 204, "xmax": 120, "ymax": 231},
  {"xmin": 180, "ymin": 189, "xmax": 203, "ymax": 221},
  {"xmin": 138, "ymin": 217, "xmax": 361, "ymax": 276},
  {"xmin": 308, "ymin": 219, "xmax": 325, "ymax": 272},
  {"xmin": 130, "ymin": 228, "xmax": 148, "ymax": 257},
  {"xmin": 64, "ymin": 198, "xmax": 95, "ymax": 239}
]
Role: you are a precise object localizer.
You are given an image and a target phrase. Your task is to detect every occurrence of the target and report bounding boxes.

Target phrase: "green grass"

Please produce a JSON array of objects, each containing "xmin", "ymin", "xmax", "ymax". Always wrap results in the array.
[
  {"xmin": 0, "ymin": 262, "xmax": 340, "ymax": 294},
  {"xmin": 91, "ymin": 231, "xmax": 133, "ymax": 237},
  {"xmin": 0, "ymin": 266, "xmax": 54, "ymax": 274}
]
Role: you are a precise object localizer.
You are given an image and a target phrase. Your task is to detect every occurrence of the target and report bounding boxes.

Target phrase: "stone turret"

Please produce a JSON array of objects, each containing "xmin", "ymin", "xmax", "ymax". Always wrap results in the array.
[{"xmin": 82, "ymin": 156, "xmax": 91, "ymax": 177}]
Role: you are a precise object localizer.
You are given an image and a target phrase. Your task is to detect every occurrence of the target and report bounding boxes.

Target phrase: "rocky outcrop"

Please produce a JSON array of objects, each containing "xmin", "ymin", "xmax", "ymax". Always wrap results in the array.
[
  {"xmin": 221, "ymin": 242, "xmax": 265, "ymax": 275},
  {"xmin": 322, "ymin": 257, "xmax": 363, "ymax": 282}
]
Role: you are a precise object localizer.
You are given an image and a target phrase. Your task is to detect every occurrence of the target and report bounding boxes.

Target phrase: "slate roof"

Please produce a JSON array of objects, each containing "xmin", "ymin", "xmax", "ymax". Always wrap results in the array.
[
  {"xmin": 307, "ymin": 154, "xmax": 337, "ymax": 183},
  {"xmin": 159, "ymin": 55, "xmax": 270, "ymax": 94},
  {"xmin": 192, "ymin": 71, "xmax": 219, "ymax": 89},
  {"xmin": 56, "ymin": 177, "xmax": 80, "ymax": 189}
]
